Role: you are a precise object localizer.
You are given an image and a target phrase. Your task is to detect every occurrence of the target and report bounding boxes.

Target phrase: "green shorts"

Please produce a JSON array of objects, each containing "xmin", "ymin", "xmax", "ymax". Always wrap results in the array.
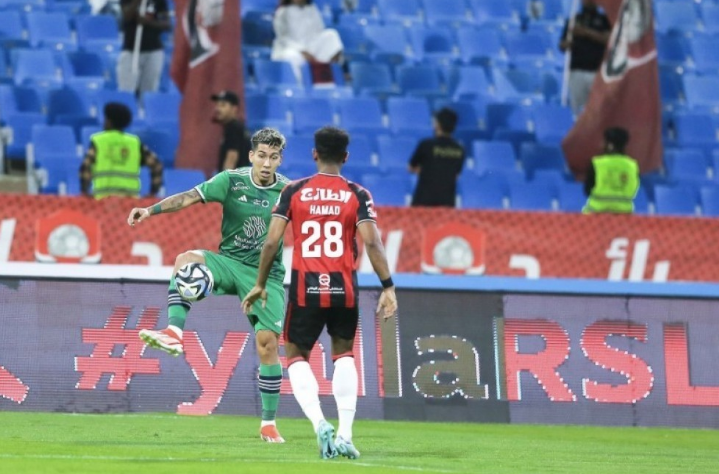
[{"xmin": 201, "ymin": 251, "xmax": 285, "ymax": 334}]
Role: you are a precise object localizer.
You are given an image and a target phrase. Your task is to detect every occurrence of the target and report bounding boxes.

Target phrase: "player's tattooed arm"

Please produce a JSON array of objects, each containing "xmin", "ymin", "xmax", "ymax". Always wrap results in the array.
[
  {"xmin": 127, "ymin": 189, "xmax": 202, "ymax": 226},
  {"xmin": 151, "ymin": 189, "xmax": 202, "ymax": 214}
]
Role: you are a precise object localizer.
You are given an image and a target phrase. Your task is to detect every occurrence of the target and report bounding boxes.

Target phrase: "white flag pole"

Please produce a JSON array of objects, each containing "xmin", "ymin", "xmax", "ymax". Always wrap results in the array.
[
  {"xmin": 131, "ymin": 0, "xmax": 149, "ymax": 91},
  {"xmin": 561, "ymin": 0, "xmax": 582, "ymax": 107}
]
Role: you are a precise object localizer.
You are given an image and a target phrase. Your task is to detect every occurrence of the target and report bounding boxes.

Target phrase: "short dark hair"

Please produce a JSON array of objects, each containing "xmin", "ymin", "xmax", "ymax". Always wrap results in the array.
[
  {"xmin": 434, "ymin": 107, "xmax": 458, "ymax": 134},
  {"xmin": 604, "ymin": 127, "xmax": 630, "ymax": 153},
  {"xmin": 104, "ymin": 102, "xmax": 132, "ymax": 130},
  {"xmin": 251, "ymin": 127, "xmax": 286, "ymax": 152},
  {"xmin": 314, "ymin": 126, "xmax": 349, "ymax": 164}
]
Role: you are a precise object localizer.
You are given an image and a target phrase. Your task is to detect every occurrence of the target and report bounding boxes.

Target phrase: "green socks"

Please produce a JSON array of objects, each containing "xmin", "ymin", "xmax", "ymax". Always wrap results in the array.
[
  {"xmin": 259, "ymin": 364, "xmax": 282, "ymax": 421},
  {"xmin": 167, "ymin": 276, "xmax": 191, "ymax": 330}
]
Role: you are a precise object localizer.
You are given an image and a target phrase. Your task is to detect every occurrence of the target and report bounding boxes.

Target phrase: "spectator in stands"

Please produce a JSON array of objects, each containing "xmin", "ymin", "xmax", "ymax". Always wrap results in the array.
[
  {"xmin": 212, "ymin": 90, "xmax": 251, "ymax": 172},
  {"xmin": 117, "ymin": 0, "xmax": 170, "ymax": 97},
  {"xmin": 271, "ymin": 0, "xmax": 344, "ymax": 83},
  {"xmin": 583, "ymin": 127, "xmax": 639, "ymax": 214},
  {"xmin": 80, "ymin": 103, "xmax": 163, "ymax": 199},
  {"xmin": 408, "ymin": 108, "xmax": 465, "ymax": 207},
  {"xmin": 559, "ymin": 0, "xmax": 611, "ymax": 116}
]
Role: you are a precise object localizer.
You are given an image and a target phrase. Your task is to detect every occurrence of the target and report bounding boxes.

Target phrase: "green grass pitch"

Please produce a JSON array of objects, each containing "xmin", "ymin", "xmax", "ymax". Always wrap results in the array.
[{"xmin": 0, "ymin": 412, "xmax": 717, "ymax": 473}]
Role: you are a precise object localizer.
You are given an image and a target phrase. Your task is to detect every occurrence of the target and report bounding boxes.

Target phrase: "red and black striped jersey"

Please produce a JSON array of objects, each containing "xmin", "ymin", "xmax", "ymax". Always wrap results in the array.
[{"xmin": 272, "ymin": 173, "xmax": 377, "ymax": 308}]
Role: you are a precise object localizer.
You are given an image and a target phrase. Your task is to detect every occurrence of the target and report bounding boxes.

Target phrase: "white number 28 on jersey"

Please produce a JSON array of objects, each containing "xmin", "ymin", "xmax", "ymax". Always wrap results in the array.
[{"xmin": 301, "ymin": 221, "xmax": 343, "ymax": 258}]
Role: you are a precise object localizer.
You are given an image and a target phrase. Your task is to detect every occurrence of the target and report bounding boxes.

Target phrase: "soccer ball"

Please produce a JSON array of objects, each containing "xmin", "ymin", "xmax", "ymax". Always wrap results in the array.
[{"xmin": 175, "ymin": 263, "xmax": 214, "ymax": 302}]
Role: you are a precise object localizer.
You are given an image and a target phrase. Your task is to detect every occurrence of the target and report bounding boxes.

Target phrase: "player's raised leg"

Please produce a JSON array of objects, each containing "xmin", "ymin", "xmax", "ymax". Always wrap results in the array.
[{"xmin": 140, "ymin": 250, "xmax": 204, "ymax": 356}]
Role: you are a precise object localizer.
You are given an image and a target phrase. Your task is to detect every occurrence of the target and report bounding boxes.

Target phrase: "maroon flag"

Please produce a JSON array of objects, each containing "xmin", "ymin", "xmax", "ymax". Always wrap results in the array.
[
  {"xmin": 562, "ymin": 0, "xmax": 662, "ymax": 178},
  {"xmin": 171, "ymin": 0, "xmax": 243, "ymax": 176}
]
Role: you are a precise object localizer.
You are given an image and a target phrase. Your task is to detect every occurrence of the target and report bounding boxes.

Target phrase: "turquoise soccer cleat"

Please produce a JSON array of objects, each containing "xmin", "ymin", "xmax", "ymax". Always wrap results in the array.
[
  {"xmin": 316, "ymin": 420, "xmax": 338, "ymax": 459},
  {"xmin": 335, "ymin": 436, "xmax": 360, "ymax": 459}
]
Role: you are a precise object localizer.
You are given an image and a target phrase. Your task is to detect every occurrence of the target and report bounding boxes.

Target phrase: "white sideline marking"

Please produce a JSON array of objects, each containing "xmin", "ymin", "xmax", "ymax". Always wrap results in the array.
[{"xmin": 0, "ymin": 453, "xmax": 459, "ymax": 472}]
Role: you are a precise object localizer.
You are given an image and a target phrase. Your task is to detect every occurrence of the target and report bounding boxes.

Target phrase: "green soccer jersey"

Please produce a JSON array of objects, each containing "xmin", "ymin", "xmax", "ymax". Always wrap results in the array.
[{"xmin": 195, "ymin": 167, "xmax": 290, "ymax": 282}]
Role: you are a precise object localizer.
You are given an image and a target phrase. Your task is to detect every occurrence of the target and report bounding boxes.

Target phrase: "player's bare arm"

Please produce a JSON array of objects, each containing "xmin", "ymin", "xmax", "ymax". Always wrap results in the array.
[
  {"xmin": 127, "ymin": 188, "xmax": 202, "ymax": 226},
  {"xmin": 242, "ymin": 216, "xmax": 288, "ymax": 313},
  {"xmin": 357, "ymin": 221, "xmax": 398, "ymax": 320}
]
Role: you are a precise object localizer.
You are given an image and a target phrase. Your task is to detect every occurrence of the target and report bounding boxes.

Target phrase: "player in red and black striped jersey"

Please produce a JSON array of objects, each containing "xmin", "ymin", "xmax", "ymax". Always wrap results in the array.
[{"xmin": 243, "ymin": 127, "xmax": 397, "ymax": 460}]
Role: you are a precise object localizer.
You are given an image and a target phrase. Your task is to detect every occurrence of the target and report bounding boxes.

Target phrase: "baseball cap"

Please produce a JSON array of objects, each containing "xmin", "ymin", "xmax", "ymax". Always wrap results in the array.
[{"xmin": 210, "ymin": 90, "xmax": 239, "ymax": 106}]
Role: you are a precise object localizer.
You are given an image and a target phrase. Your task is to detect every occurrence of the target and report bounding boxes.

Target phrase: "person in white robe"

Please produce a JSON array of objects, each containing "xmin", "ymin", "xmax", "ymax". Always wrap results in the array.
[{"xmin": 271, "ymin": 0, "xmax": 344, "ymax": 82}]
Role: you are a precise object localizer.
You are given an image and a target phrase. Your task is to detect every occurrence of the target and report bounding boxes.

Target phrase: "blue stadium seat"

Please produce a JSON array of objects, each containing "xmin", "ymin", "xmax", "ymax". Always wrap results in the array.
[
  {"xmin": 290, "ymin": 98, "xmax": 334, "ymax": 135},
  {"xmin": 457, "ymin": 26, "xmax": 504, "ymax": 64},
  {"xmin": 634, "ymin": 187, "xmax": 650, "ymax": 214},
  {"xmin": 13, "ymin": 49, "xmax": 63, "ymax": 90},
  {"xmin": 0, "ymin": 85, "xmax": 42, "ymax": 115},
  {"xmin": 472, "ymin": 140, "xmax": 517, "ymax": 175},
  {"xmin": 64, "ymin": 51, "xmax": 106, "ymax": 91},
  {"xmin": 501, "ymin": 69, "xmax": 546, "ymax": 101},
  {"xmin": 144, "ymin": 92, "xmax": 181, "ymax": 128},
  {"xmin": 487, "ymin": 103, "xmax": 533, "ymax": 135},
  {"xmin": 75, "ymin": 14, "xmax": 121, "ymax": 53},
  {"xmin": 47, "ymin": 87, "xmax": 92, "ymax": 124},
  {"xmin": 664, "ymin": 148, "xmax": 710, "ymax": 182},
  {"xmin": 245, "ymin": 94, "xmax": 291, "ymax": 129},
  {"xmin": 55, "ymin": 115, "xmax": 98, "ymax": 143},
  {"xmin": 364, "ymin": 25, "xmax": 409, "ymax": 65},
  {"xmin": 281, "ymin": 134, "xmax": 315, "ymax": 169},
  {"xmin": 656, "ymin": 34, "xmax": 689, "ymax": 68},
  {"xmin": 136, "ymin": 128, "xmax": 177, "ymax": 168},
  {"xmin": 47, "ymin": 0, "xmax": 90, "ymax": 15},
  {"xmin": 655, "ymin": 1, "xmax": 700, "ymax": 34},
  {"xmin": 520, "ymin": 143, "xmax": 565, "ymax": 179},
  {"xmin": 503, "ymin": 31, "xmax": 551, "ymax": 63},
  {"xmin": 490, "ymin": 68, "xmax": 542, "ymax": 103},
  {"xmin": 701, "ymin": 4, "xmax": 719, "ymax": 34},
  {"xmin": 450, "ymin": 66, "xmax": 493, "ymax": 101},
  {"xmin": 241, "ymin": 0, "xmax": 277, "ymax": 15},
  {"xmin": 360, "ymin": 174, "xmax": 410, "ymax": 206},
  {"xmin": 683, "ymin": 75, "xmax": 719, "ymax": 110},
  {"xmin": 557, "ymin": 182, "xmax": 586, "ymax": 213},
  {"xmin": 654, "ymin": 185, "xmax": 698, "ymax": 216},
  {"xmin": 163, "ymin": 169, "xmax": 207, "ymax": 197},
  {"xmin": 469, "ymin": 0, "xmax": 518, "ymax": 25},
  {"xmin": 343, "ymin": 134, "xmax": 375, "ymax": 175},
  {"xmin": 377, "ymin": 135, "xmax": 416, "ymax": 170},
  {"xmin": 27, "ymin": 12, "xmax": 76, "ymax": 50},
  {"xmin": 348, "ymin": 62, "xmax": 396, "ymax": 97},
  {"xmin": 658, "ymin": 65, "xmax": 683, "ymax": 107},
  {"xmin": 387, "ymin": 97, "xmax": 433, "ymax": 137},
  {"xmin": 700, "ymin": 186, "xmax": 719, "ymax": 216},
  {"xmin": 338, "ymin": 97, "xmax": 385, "ymax": 136},
  {"xmin": 532, "ymin": 105, "xmax": 574, "ymax": 145},
  {"xmin": 409, "ymin": 27, "xmax": 456, "ymax": 65},
  {"xmin": 493, "ymin": 129, "xmax": 535, "ymax": 157},
  {"xmin": 81, "ymin": 125, "xmax": 102, "ymax": 150},
  {"xmin": 689, "ymin": 36, "xmax": 719, "ymax": 75},
  {"xmin": 530, "ymin": 169, "xmax": 565, "ymax": 197},
  {"xmin": 282, "ymin": 162, "xmax": 317, "ymax": 181},
  {"xmin": 673, "ymin": 113, "xmax": 717, "ymax": 152},
  {"xmin": 459, "ymin": 173, "xmax": 506, "ymax": 209},
  {"xmin": 31, "ymin": 124, "xmax": 79, "ymax": 192},
  {"xmin": 242, "ymin": 11, "xmax": 274, "ymax": 57},
  {"xmin": 422, "ymin": 0, "xmax": 472, "ymax": 27},
  {"xmin": 253, "ymin": 59, "xmax": 303, "ymax": 95},
  {"xmin": 4, "ymin": 113, "xmax": 46, "ymax": 160},
  {"xmin": 377, "ymin": 0, "xmax": 422, "ymax": 25},
  {"xmin": 335, "ymin": 24, "xmax": 369, "ymax": 62},
  {"xmin": 0, "ymin": 11, "xmax": 24, "ymax": 45},
  {"xmin": 396, "ymin": 64, "xmax": 444, "ymax": 97},
  {"xmin": 509, "ymin": 181, "xmax": 554, "ymax": 211}
]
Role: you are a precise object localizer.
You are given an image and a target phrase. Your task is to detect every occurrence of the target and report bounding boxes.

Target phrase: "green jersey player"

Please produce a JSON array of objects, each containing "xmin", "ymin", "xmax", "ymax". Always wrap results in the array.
[{"xmin": 127, "ymin": 128, "xmax": 290, "ymax": 443}]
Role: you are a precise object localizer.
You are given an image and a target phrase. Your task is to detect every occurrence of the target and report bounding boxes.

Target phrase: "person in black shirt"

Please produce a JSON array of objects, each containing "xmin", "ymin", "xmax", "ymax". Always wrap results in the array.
[
  {"xmin": 211, "ymin": 90, "xmax": 252, "ymax": 172},
  {"xmin": 117, "ymin": 0, "xmax": 170, "ymax": 97},
  {"xmin": 559, "ymin": 0, "xmax": 611, "ymax": 115},
  {"xmin": 408, "ymin": 108, "xmax": 465, "ymax": 207}
]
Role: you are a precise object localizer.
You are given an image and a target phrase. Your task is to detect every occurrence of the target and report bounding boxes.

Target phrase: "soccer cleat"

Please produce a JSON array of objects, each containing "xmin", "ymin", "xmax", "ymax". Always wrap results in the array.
[
  {"xmin": 316, "ymin": 420, "xmax": 338, "ymax": 459},
  {"xmin": 260, "ymin": 424, "xmax": 285, "ymax": 443},
  {"xmin": 335, "ymin": 436, "xmax": 360, "ymax": 459},
  {"xmin": 139, "ymin": 328, "xmax": 183, "ymax": 356}
]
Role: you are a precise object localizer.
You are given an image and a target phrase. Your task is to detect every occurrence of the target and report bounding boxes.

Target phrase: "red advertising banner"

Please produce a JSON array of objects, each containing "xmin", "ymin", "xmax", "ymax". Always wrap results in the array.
[{"xmin": 2, "ymin": 195, "xmax": 719, "ymax": 282}]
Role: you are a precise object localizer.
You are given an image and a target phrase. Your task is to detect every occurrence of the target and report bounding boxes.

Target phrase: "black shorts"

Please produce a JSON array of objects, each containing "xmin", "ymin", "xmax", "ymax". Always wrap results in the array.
[{"xmin": 284, "ymin": 303, "xmax": 359, "ymax": 352}]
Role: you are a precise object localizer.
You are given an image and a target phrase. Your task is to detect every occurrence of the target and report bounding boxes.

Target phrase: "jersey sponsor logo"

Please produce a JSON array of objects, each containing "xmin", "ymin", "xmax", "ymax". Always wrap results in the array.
[
  {"xmin": 309, "ymin": 205, "xmax": 340, "ymax": 216},
  {"xmin": 232, "ymin": 183, "xmax": 250, "ymax": 191},
  {"xmin": 318, "ymin": 273, "xmax": 330, "ymax": 288},
  {"xmin": 253, "ymin": 199, "xmax": 270, "ymax": 208},
  {"xmin": 238, "ymin": 195, "xmax": 248, "ymax": 202},
  {"xmin": 300, "ymin": 188, "xmax": 352, "ymax": 203}
]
